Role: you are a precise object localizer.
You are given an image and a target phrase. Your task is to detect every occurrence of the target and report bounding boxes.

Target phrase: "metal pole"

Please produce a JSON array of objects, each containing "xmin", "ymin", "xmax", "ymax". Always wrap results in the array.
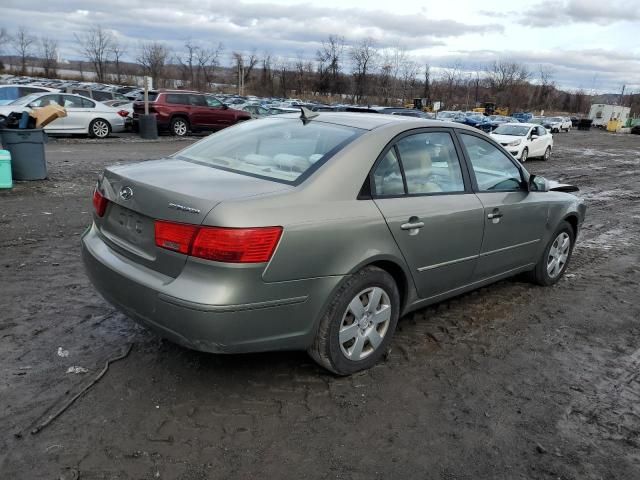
[{"xmin": 144, "ymin": 76, "xmax": 149, "ymax": 115}]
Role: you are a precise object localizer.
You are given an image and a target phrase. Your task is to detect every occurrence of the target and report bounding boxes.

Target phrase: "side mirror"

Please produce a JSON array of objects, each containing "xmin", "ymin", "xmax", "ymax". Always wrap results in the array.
[
  {"xmin": 222, "ymin": 104, "xmax": 229, "ymax": 110},
  {"xmin": 528, "ymin": 174, "xmax": 548, "ymax": 192}
]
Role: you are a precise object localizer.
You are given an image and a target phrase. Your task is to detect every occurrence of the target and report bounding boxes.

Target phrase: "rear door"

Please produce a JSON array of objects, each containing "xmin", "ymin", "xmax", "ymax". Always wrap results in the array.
[
  {"xmin": 62, "ymin": 94, "xmax": 95, "ymax": 131},
  {"xmin": 456, "ymin": 131, "xmax": 548, "ymax": 279},
  {"xmin": 372, "ymin": 129, "xmax": 485, "ymax": 299}
]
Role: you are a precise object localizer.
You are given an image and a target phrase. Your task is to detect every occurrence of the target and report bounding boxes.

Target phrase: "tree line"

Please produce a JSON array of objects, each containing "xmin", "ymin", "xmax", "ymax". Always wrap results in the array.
[{"xmin": 0, "ymin": 24, "xmax": 633, "ymax": 114}]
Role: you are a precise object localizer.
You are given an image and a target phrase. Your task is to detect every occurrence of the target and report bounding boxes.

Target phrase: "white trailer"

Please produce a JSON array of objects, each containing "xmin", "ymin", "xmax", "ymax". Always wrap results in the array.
[{"xmin": 589, "ymin": 104, "xmax": 631, "ymax": 127}]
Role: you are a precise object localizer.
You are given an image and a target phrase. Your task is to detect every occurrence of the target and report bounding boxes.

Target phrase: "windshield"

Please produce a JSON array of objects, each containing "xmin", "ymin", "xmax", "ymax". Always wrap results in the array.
[
  {"xmin": 529, "ymin": 118, "xmax": 543, "ymax": 124},
  {"xmin": 175, "ymin": 118, "xmax": 364, "ymax": 184},
  {"xmin": 492, "ymin": 125, "xmax": 530, "ymax": 136},
  {"xmin": 0, "ymin": 86, "xmax": 19, "ymax": 101},
  {"xmin": 550, "ymin": 117, "xmax": 563, "ymax": 122}
]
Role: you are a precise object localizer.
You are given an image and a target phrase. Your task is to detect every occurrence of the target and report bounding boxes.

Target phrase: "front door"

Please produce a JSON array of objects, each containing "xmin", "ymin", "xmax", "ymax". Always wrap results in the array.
[
  {"xmin": 372, "ymin": 130, "xmax": 485, "ymax": 299},
  {"xmin": 205, "ymin": 96, "xmax": 234, "ymax": 129},
  {"xmin": 457, "ymin": 132, "xmax": 548, "ymax": 280}
]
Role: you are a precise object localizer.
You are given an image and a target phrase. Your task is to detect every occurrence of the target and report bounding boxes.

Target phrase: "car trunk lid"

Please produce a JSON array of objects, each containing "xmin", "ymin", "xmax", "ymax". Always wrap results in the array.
[{"xmin": 96, "ymin": 158, "xmax": 290, "ymax": 277}]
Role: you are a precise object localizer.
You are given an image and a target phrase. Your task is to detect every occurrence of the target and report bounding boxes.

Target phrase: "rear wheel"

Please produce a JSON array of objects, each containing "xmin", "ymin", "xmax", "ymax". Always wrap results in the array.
[
  {"xmin": 170, "ymin": 117, "xmax": 189, "ymax": 136},
  {"xmin": 309, "ymin": 266, "xmax": 399, "ymax": 375},
  {"xmin": 520, "ymin": 147, "xmax": 529, "ymax": 163},
  {"xmin": 89, "ymin": 118, "xmax": 111, "ymax": 139},
  {"xmin": 543, "ymin": 146, "xmax": 551, "ymax": 161},
  {"xmin": 528, "ymin": 221, "xmax": 575, "ymax": 286}
]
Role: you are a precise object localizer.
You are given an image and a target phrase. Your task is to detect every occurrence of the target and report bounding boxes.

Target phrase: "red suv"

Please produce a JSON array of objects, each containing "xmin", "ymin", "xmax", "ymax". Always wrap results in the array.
[{"xmin": 132, "ymin": 90, "xmax": 251, "ymax": 136}]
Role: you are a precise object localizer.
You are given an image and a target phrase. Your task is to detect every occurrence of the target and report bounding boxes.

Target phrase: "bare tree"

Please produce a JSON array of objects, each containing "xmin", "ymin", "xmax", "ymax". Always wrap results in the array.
[
  {"xmin": 232, "ymin": 50, "xmax": 258, "ymax": 92},
  {"xmin": 399, "ymin": 59, "xmax": 418, "ymax": 104},
  {"xmin": 422, "ymin": 64, "xmax": 431, "ymax": 106},
  {"xmin": 11, "ymin": 26, "xmax": 36, "ymax": 75},
  {"xmin": 138, "ymin": 42, "xmax": 170, "ymax": 88},
  {"xmin": 75, "ymin": 26, "xmax": 113, "ymax": 82},
  {"xmin": 260, "ymin": 52, "xmax": 274, "ymax": 96},
  {"xmin": 317, "ymin": 35, "xmax": 345, "ymax": 95},
  {"xmin": 350, "ymin": 38, "xmax": 377, "ymax": 103},
  {"xmin": 39, "ymin": 37, "xmax": 58, "ymax": 77},
  {"xmin": 0, "ymin": 28, "xmax": 10, "ymax": 71},
  {"xmin": 111, "ymin": 41, "xmax": 127, "ymax": 84},
  {"xmin": 196, "ymin": 43, "xmax": 223, "ymax": 89},
  {"xmin": 535, "ymin": 65, "xmax": 556, "ymax": 110},
  {"xmin": 441, "ymin": 61, "xmax": 463, "ymax": 106}
]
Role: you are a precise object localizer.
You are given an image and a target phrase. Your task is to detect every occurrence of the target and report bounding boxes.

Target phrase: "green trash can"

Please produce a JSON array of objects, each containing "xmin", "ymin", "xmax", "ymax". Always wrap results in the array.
[
  {"xmin": 0, "ymin": 150, "xmax": 12, "ymax": 189},
  {"xmin": 0, "ymin": 128, "xmax": 47, "ymax": 180}
]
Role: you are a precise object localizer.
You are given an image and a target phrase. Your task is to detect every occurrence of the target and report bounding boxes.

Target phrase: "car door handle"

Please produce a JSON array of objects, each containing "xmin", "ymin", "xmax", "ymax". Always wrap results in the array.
[
  {"xmin": 400, "ymin": 221, "xmax": 425, "ymax": 230},
  {"xmin": 487, "ymin": 212, "xmax": 503, "ymax": 219}
]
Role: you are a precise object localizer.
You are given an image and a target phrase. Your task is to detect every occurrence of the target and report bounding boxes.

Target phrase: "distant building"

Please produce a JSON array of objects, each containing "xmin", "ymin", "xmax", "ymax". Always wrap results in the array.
[{"xmin": 588, "ymin": 104, "xmax": 630, "ymax": 127}]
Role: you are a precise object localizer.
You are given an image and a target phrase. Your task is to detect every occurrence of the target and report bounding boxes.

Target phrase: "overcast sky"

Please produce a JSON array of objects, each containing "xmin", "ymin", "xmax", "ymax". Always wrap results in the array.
[{"xmin": 1, "ymin": 0, "xmax": 639, "ymax": 92}]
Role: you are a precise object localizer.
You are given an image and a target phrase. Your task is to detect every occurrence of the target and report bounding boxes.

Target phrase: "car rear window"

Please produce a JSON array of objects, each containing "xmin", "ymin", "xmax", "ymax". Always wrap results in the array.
[
  {"xmin": 92, "ymin": 90, "xmax": 112, "ymax": 101},
  {"xmin": 175, "ymin": 118, "xmax": 364, "ymax": 184}
]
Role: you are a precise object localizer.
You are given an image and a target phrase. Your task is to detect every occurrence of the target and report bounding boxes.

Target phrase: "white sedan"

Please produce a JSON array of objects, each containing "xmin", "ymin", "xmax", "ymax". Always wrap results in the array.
[
  {"xmin": 545, "ymin": 116, "xmax": 572, "ymax": 133},
  {"xmin": 490, "ymin": 122, "xmax": 553, "ymax": 162},
  {"xmin": 0, "ymin": 92, "xmax": 127, "ymax": 138}
]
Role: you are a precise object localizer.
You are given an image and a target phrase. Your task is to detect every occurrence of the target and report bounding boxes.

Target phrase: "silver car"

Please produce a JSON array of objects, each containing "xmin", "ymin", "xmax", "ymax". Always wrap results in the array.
[
  {"xmin": 0, "ymin": 92, "xmax": 126, "ymax": 138},
  {"xmin": 82, "ymin": 112, "xmax": 586, "ymax": 374}
]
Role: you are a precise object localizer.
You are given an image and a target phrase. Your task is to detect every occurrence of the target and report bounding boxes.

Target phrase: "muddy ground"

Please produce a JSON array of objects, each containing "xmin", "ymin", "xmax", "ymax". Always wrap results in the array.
[{"xmin": 1, "ymin": 129, "xmax": 639, "ymax": 479}]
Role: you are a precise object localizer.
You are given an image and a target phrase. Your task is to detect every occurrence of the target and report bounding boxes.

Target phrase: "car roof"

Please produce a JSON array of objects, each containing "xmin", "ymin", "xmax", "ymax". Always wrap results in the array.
[
  {"xmin": 500, "ymin": 122, "xmax": 536, "ymax": 127},
  {"xmin": 270, "ymin": 112, "xmax": 480, "ymax": 132}
]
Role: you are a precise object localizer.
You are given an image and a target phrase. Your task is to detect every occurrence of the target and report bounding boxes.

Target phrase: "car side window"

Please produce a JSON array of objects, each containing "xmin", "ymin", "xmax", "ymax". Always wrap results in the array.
[
  {"xmin": 396, "ymin": 132, "xmax": 465, "ymax": 194},
  {"xmin": 459, "ymin": 133, "xmax": 525, "ymax": 192},
  {"xmin": 30, "ymin": 95, "xmax": 61, "ymax": 107},
  {"xmin": 190, "ymin": 94, "xmax": 207, "ymax": 106},
  {"xmin": 62, "ymin": 95, "xmax": 84, "ymax": 108},
  {"xmin": 166, "ymin": 94, "xmax": 190, "ymax": 105},
  {"xmin": 536, "ymin": 126, "xmax": 546, "ymax": 136},
  {"xmin": 205, "ymin": 96, "xmax": 222, "ymax": 108},
  {"xmin": 373, "ymin": 148, "xmax": 405, "ymax": 196},
  {"xmin": 81, "ymin": 98, "xmax": 95, "ymax": 108}
]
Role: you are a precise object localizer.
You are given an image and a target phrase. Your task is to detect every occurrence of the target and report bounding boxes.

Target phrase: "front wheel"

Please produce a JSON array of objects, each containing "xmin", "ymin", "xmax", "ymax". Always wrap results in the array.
[
  {"xmin": 308, "ymin": 266, "xmax": 400, "ymax": 375},
  {"xmin": 528, "ymin": 221, "xmax": 575, "ymax": 286},
  {"xmin": 520, "ymin": 147, "xmax": 529, "ymax": 163},
  {"xmin": 89, "ymin": 118, "xmax": 111, "ymax": 139},
  {"xmin": 543, "ymin": 146, "xmax": 551, "ymax": 161}
]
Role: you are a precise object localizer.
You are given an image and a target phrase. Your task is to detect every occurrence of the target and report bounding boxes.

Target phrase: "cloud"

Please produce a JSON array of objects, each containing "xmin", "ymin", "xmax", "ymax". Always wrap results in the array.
[
  {"xmin": 425, "ymin": 48, "xmax": 640, "ymax": 92},
  {"xmin": 518, "ymin": 0, "xmax": 640, "ymax": 27},
  {"xmin": 0, "ymin": 0, "xmax": 501, "ymax": 61}
]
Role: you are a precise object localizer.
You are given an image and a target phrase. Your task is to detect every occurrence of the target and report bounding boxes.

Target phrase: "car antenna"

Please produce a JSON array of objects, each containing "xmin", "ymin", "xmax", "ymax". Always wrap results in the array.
[{"xmin": 300, "ymin": 107, "xmax": 318, "ymax": 124}]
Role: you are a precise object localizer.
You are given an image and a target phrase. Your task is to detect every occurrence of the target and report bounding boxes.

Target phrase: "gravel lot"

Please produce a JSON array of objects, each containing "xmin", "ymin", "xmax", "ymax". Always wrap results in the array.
[{"xmin": 1, "ymin": 129, "xmax": 639, "ymax": 480}]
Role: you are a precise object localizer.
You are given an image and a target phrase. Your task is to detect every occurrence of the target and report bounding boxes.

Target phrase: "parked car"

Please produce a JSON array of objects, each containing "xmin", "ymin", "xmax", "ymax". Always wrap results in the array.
[
  {"xmin": 68, "ymin": 88, "xmax": 129, "ymax": 102},
  {"xmin": 132, "ymin": 90, "xmax": 252, "ymax": 135},
  {"xmin": 241, "ymin": 104, "xmax": 272, "ymax": 118},
  {"xmin": 544, "ymin": 116, "xmax": 571, "ymax": 133},
  {"xmin": 512, "ymin": 112, "xmax": 533, "ymax": 122},
  {"xmin": 453, "ymin": 113, "xmax": 492, "ymax": 131},
  {"xmin": 0, "ymin": 92, "xmax": 127, "ymax": 138},
  {"xmin": 103, "ymin": 100, "xmax": 134, "ymax": 129},
  {"xmin": 490, "ymin": 123, "xmax": 553, "ymax": 162},
  {"xmin": 0, "ymin": 85, "xmax": 59, "ymax": 105},
  {"xmin": 83, "ymin": 112, "xmax": 585, "ymax": 374}
]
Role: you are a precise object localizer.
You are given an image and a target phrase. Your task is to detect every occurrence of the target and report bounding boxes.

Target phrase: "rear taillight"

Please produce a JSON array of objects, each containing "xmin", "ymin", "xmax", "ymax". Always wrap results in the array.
[
  {"xmin": 154, "ymin": 221, "xmax": 198, "ymax": 255},
  {"xmin": 92, "ymin": 188, "xmax": 108, "ymax": 217},
  {"xmin": 117, "ymin": 110, "xmax": 129, "ymax": 118},
  {"xmin": 154, "ymin": 221, "xmax": 282, "ymax": 263}
]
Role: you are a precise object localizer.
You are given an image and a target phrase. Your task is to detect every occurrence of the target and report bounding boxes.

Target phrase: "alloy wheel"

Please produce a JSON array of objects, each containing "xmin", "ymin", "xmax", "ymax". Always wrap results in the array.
[
  {"xmin": 547, "ymin": 232, "xmax": 570, "ymax": 278},
  {"xmin": 521, "ymin": 148, "xmax": 528, "ymax": 162},
  {"xmin": 173, "ymin": 119, "xmax": 187, "ymax": 136},
  {"xmin": 544, "ymin": 147, "xmax": 551, "ymax": 161},
  {"xmin": 92, "ymin": 120, "xmax": 109, "ymax": 138},
  {"xmin": 338, "ymin": 287, "xmax": 391, "ymax": 361}
]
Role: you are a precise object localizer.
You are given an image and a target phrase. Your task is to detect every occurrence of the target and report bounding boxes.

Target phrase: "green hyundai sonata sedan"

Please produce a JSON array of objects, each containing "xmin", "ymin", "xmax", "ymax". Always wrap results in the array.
[{"xmin": 82, "ymin": 111, "xmax": 586, "ymax": 374}]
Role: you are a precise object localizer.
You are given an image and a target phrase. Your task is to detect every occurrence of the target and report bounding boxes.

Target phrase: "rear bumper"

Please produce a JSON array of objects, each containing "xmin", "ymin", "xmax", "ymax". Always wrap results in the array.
[{"xmin": 81, "ymin": 224, "xmax": 343, "ymax": 353}]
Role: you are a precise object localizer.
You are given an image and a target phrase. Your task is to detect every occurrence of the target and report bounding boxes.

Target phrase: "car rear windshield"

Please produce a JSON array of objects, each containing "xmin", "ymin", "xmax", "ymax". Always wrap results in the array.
[{"xmin": 174, "ymin": 118, "xmax": 364, "ymax": 184}]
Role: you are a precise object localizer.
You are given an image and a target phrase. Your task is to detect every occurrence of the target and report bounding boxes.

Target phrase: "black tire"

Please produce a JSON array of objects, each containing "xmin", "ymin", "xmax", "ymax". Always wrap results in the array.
[
  {"xmin": 308, "ymin": 266, "xmax": 400, "ymax": 375},
  {"xmin": 528, "ymin": 221, "xmax": 575, "ymax": 286},
  {"xmin": 88, "ymin": 118, "xmax": 111, "ymax": 139},
  {"xmin": 543, "ymin": 146, "xmax": 551, "ymax": 161},
  {"xmin": 170, "ymin": 117, "xmax": 189, "ymax": 136},
  {"xmin": 520, "ymin": 147, "xmax": 529, "ymax": 163}
]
